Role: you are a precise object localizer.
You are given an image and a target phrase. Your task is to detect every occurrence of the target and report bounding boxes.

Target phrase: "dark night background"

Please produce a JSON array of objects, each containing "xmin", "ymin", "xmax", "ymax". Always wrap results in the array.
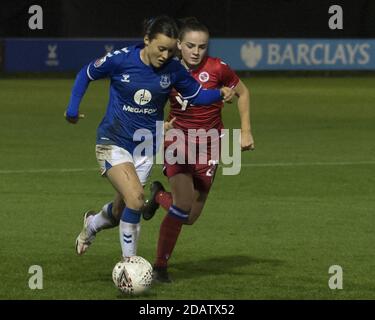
[{"xmin": 0, "ymin": 0, "xmax": 374, "ymax": 38}]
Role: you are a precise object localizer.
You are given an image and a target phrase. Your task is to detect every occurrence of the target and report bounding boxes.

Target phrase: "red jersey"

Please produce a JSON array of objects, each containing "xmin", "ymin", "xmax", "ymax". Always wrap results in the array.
[{"xmin": 168, "ymin": 56, "xmax": 239, "ymax": 133}]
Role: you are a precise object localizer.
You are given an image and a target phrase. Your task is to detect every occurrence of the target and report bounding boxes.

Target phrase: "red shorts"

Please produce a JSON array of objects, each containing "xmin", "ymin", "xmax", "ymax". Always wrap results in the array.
[{"xmin": 163, "ymin": 137, "xmax": 220, "ymax": 194}]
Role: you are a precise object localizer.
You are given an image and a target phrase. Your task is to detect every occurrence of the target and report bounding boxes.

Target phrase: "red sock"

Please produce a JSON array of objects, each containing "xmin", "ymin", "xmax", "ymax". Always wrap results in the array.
[
  {"xmin": 154, "ymin": 213, "xmax": 184, "ymax": 268},
  {"xmin": 156, "ymin": 191, "xmax": 173, "ymax": 211}
]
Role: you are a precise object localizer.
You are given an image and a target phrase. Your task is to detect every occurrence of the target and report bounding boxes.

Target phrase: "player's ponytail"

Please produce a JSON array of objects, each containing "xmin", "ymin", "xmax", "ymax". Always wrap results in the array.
[
  {"xmin": 143, "ymin": 15, "xmax": 179, "ymax": 40},
  {"xmin": 177, "ymin": 17, "xmax": 210, "ymax": 41}
]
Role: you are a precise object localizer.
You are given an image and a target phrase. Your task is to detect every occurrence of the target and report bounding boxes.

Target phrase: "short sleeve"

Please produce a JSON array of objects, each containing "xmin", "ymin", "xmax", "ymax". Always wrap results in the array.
[
  {"xmin": 219, "ymin": 59, "xmax": 240, "ymax": 88},
  {"xmin": 86, "ymin": 51, "xmax": 123, "ymax": 80}
]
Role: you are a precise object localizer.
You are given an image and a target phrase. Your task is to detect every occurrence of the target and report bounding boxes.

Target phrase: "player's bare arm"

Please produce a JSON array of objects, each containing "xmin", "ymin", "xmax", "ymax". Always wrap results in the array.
[{"xmin": 234, "ymin": 80, "xmax": 255, "ymax": 151}]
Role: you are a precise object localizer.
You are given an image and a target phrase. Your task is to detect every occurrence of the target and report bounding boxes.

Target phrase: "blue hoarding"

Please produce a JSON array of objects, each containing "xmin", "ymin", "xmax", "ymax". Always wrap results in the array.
[
  {"xmin": 3, "ymin": 38, "xmax": 375, "ymax": 72},
  {"xmin": 4, "ymin": 38, "xmax": 140, "ymax": 72},
  {"xmin": 209, "ymin": 39, "xmax": 375, "ymax": 70}
]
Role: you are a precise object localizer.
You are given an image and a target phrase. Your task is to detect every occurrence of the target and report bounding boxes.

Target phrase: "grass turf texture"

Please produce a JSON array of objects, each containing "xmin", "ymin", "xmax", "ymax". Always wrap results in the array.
[{"xmin": 0, "ymin": 77, "xmax": 374, "ymax": 299}]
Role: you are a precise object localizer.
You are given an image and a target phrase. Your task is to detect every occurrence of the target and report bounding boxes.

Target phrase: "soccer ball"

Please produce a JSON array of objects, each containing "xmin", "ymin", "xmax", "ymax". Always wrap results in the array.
[{"xmin": 112, "ymin": 256, "xmax": 153, "ymax": 295}]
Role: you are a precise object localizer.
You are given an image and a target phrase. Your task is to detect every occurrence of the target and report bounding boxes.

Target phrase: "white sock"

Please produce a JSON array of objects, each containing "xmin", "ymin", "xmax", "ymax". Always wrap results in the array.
[
  {"xmin": 135, "ymin": 223, "xmax": 141, "ymax": 253},
  {"xmin": 119, "ymin": 220, "xmax": 140, "ymax": 257},
  {"xmin": 88, "ymin": 203, "xmax": 118, "ymax": 235}
]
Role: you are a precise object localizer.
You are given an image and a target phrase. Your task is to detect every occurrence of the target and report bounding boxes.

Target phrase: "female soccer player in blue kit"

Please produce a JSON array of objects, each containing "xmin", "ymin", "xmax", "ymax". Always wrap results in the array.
[{"xmin": 65, "ymin": 16, "xmax": 235, "ymax": 259}]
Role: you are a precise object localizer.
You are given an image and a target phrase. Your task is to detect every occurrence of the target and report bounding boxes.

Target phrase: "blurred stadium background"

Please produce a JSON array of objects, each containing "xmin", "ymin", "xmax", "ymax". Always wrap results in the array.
[{"xmin": 1, "ymin": 0, "xmax": 375, "ymax": 300}]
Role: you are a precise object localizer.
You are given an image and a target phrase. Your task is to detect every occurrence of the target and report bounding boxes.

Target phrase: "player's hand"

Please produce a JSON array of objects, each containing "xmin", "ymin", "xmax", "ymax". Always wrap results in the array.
[
  {"xmin": 220, "ymin": 87, "xmax": 235, "ymax": 103},
  {"xmin": 240, "ymin": 129, "xmax": 255, "ymax": 151},
  {"xmin": 164, "ymin": 117, "xmax": 176, "ymax": 134},
  {"xmin": 64, "ymin": 111, "xmax": 85, "ymax": 124}
]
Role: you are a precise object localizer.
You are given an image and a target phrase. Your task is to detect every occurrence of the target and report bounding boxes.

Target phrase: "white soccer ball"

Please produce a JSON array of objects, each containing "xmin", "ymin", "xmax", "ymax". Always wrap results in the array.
[{"xmin": 112, "ymin": 256, "xmax": 153, "ymax": 295}]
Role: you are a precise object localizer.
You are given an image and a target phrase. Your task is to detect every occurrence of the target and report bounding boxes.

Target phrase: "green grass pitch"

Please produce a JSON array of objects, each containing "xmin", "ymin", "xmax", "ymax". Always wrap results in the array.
[{"xmin": 0, "ymin": 76, "xmax": 374, "ymax": 299}]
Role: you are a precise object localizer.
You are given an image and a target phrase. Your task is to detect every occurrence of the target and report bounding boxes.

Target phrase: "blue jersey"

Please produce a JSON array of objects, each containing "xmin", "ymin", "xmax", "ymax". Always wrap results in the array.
[{"xmin": 86, "ymin": 43, "xmax": 201, "ymax": 154}]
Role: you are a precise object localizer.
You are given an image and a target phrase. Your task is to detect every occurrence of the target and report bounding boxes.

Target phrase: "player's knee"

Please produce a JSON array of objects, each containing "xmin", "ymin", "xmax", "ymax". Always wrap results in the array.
[
  {"xmin": 173, "ymin": 195, "xmax": 193, "ymax": 213},
  {"xmin": 124, "ymin": 191, "xmax": 144, "ymax": 210},
  {"xmin": 174, "ymin": 202, "xmax": 192, "ymax": 214}
]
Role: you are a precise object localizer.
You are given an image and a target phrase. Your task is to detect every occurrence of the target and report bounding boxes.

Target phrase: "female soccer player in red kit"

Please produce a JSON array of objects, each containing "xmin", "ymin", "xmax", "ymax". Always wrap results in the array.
[{"xmin": 143, "ymin": 18, "xmax": 255, "ymax": 282}]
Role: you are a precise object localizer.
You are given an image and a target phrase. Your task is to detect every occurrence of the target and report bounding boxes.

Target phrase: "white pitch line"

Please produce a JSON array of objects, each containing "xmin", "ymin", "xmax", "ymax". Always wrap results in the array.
[
  {"xmin": 0, "ymin": 168, "xmax": 99, "ymax": 174},
  {"xmin": 0, "ymin": 161, "xmax": 374, "ymax": 174},
  {"xmin": 237, "ymin": 161, "xmax": 375, "ymax": 167}
]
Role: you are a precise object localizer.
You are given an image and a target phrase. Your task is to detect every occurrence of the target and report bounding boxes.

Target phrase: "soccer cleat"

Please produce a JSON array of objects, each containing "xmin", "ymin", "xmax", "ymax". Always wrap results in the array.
[
  {"xmin": 152, "ymin": 266, "xmax": 172, "ymax": 283},
  {"xmin": 75, "ymin": 210, "xmax": 96, "ymax": 255},
  {"xmin": 141, "ymin": 181, "xmax": 165, "ymax": 221}
]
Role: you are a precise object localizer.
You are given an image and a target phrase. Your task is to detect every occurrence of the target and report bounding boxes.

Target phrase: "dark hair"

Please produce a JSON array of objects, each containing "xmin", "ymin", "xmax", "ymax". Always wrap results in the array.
[
  {"xmin": 177, "ymin": 17, "xmax": 210, "ymax": 41},
  {"xmin": 143, "ymin": 15, "xmax": 179, "ymax": 40}
]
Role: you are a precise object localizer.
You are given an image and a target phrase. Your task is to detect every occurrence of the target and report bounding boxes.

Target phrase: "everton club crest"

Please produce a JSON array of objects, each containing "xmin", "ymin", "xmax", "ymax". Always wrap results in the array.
[{"xmin": 160, "ymin": 74, "xmax": 171, "ymax": 89}]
